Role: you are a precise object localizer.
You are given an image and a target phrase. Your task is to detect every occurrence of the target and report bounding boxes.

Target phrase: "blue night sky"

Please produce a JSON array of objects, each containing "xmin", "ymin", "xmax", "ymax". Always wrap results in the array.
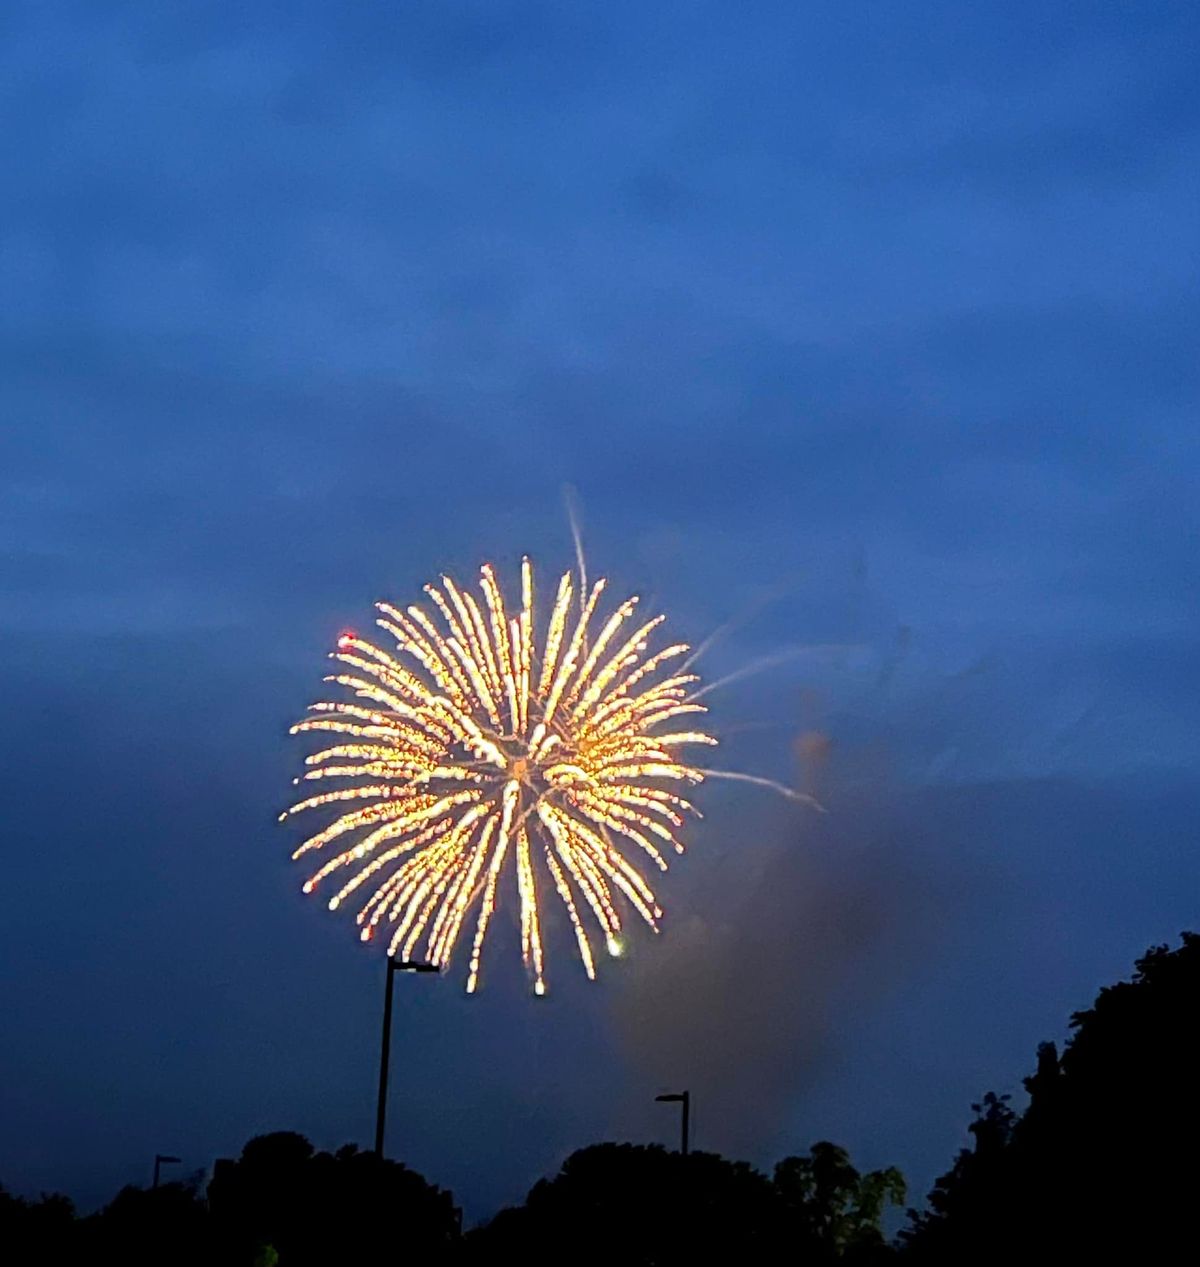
[{"xmin": 2, "ymin": 1, "xmax": 1198, "ymax": 1223}]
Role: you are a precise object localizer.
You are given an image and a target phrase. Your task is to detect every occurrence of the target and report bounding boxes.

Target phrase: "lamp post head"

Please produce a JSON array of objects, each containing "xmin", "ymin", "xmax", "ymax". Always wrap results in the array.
[
  {"xmin": 389, "ymin": 957, "xmax": 439, "ymax": 974},
  {"xmin": 655, "ymin": 1093, "xmax": 686, "ymax": 1103}
]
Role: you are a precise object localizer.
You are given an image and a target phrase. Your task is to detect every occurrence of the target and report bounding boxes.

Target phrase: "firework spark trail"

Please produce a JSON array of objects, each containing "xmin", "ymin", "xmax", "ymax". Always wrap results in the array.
[
  {"xmin": 686, "ymin": 645, "xmax": 856, "ymax": 701},
  {"xmin": 283, "ymin": 559, "xmax": 719, "ymax": 993},
  {"xmin": 696, "ymin": 769, "xmax": 825, "ymax": 809},
  {"xmin": 680, "ymin": 575, "xmax": 802, "ymax": 674},
  {"xmin": 563, "ymin": 484, "xmax": 588, "ymax": 607}
]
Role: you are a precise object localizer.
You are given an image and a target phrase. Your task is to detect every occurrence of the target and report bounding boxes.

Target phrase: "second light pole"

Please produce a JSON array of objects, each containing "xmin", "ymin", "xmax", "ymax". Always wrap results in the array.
[
  {"xmin": 374, "ymin": 955, "xmax": 439, "ymax": 1157},
  {"xmin": 655, "ymin": 1090, "xmax": 691, "ymax": 1156}
]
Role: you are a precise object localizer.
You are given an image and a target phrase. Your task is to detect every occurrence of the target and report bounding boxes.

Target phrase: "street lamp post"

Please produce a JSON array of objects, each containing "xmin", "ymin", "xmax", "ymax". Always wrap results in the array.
[
  {"xmin": 374, "ymin": 956, "xmax": 439, "ymax": 1157},
  {"xmin": 152, "ymin": 1154, "xmax": 181, "ymax": 1189},
  {"xmin": 655, "ymin": 1091, "xmax": 690, "ymax": 1156}
]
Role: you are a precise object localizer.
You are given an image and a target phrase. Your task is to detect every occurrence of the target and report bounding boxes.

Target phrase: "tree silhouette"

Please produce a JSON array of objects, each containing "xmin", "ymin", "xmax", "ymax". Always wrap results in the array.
[
  {"xmin": 901, "ymin": 1092, "xmax": 1016, "ymax": 1259},
  {"xmin": 85, "ymin": 1178, "xmax": 213, "ymax": 1267},
  {"xmin": 207, "ymin": 1132, "xmax": 459, "ymax": 1266},
  {"xmin": 467, "ymin": 1142, "xmax": 782, "ymax": 1265},
  {"xmin": 0, "ymin": 1184, "xmax": 77, "ymax": 1265},
  {"xmin": 775, "ymin": 1141, "xmax": 905, "ymax": 1261},
  {"xmin": 468, "ymin": 1139, "xmax": 902, "ymax": 1264},
  {"xmin": 904, "ymin": 932, "xmax": 1200, "ymax": 1260}
]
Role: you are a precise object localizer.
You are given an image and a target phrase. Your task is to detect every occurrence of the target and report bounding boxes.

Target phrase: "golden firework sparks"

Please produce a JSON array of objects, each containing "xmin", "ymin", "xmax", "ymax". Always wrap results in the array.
[{"xmin": 282, "ymin": 559, "xmax": 716, "ymax": 993}]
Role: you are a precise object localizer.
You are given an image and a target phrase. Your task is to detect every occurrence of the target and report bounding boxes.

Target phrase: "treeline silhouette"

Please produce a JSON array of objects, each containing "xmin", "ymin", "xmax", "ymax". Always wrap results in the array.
[
  {"xmin": 901, "ymin": 930, "xmax": 1200, "ymax": 1261},
  {"xmin": 3, "ymin": 933, "xmax": 1196, "ymax": 1264}
]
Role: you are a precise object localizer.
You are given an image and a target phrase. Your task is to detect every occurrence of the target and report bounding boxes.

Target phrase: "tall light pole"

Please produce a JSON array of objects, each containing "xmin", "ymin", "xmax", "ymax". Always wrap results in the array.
[
  {"xmin": 655, "ymin": 1091, "xmax": 690, "ymax": 1156},
  {"xmin": 152, "ymin": 1154, "xmax": 181, "ymax": 1189},
  {"xmin": 375, "ymin": 956, "xmax": 439, "ymax": 1157}
]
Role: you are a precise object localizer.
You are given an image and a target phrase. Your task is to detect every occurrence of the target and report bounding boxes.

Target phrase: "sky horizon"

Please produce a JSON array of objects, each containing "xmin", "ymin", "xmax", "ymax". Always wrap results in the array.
[{"xmin": 2, "ymin": 1, "xmax": 1198, "ymax": 1222}]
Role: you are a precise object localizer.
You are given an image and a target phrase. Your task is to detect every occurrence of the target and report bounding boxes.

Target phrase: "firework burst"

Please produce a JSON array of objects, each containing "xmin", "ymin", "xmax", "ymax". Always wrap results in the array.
[{"xmin": 281, "ymin": 559, "xmax": 716, "ymax": 993}]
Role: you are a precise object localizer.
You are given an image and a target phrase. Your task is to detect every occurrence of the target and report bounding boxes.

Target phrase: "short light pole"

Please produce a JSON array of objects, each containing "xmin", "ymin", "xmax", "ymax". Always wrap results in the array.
[
  {"xmin": 374, "ymin": 956, "xmax": 439, "ymax": 1158},
  {"xmin": 656, "ymin": 1091, "xmax": 690, "ymax": 1156},
  {"xmin": 152, "ymin": 1154, "xmax": 181, "ymax": 1189}
]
